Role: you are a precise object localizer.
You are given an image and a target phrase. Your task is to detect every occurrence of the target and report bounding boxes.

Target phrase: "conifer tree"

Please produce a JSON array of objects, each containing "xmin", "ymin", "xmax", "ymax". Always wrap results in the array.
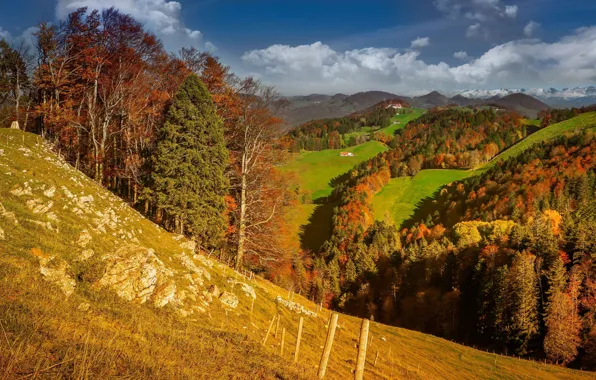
[{"xmin": 153, "ymin": 74, "xmax": 228, "ymax": 247}]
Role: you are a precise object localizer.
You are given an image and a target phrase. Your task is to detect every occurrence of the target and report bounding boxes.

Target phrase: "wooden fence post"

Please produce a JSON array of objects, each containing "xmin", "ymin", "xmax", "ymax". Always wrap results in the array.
[
  {"xmin": 275, "ymin": 314, "xmax": 281, "ymax": 338},
  {"xmin": 280, "ymin": 328, "xmax": 286, "ymax": 356},
  {"xmin": 354, "ymin": 319, "xmax": 370, "ymax": 380},
  {"xmin": 294, "ymin": 317, "xmax": 304, "ymax": 363},
  {"xmin": 318, "ymin": 313, "xmax": 339, "ymax": 379},
  {"xmin": 262, "ymin": 314, "xmax": 277, "ymax": 346}
]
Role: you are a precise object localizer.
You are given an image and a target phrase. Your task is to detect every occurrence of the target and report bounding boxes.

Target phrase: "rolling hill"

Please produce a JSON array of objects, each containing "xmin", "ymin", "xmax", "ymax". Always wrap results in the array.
[
  {"xmin": 371, "ymin": 111, "xmax": 596, "ymax": 226},
  {"xmin": 2, "ymin": 128, "xmax": 589, "ymax": 379},
  {"xmin": 283, "ymin": 90, "xmax": 549, "ymax": 127}
]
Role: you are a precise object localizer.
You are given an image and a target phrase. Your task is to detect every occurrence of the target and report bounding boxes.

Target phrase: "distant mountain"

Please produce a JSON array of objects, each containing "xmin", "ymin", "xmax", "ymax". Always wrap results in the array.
[
  {"xmin": 409, "ymin": 91, "xmax": 453, "ymax": 108},
  {"xmin": 282, "ymin": 90, "xmax": 404, "ymax": 127},
  {"xmin": 458, "ymin": 86, "xmax": 596, "ymax": 108},
  {"xmin": 492, "ymin": 93, "xmax": 550, "ymax": 118},
  {"xmin": 282, "ymin": 88, "xmax": 555, "ymax": 127}
]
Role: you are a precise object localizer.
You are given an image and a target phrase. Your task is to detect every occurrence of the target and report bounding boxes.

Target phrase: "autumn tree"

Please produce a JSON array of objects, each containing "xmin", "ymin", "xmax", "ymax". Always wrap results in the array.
[
  {"xmin": 0, "ymin": 39, "xmax": 32, "ymax": 129},
  {"xmin": 152, "ymin": 74, "xmax": 228, "ymax": 246},
  {"xmin": 227, "ymin": 78, "xmax": 290, "ymax": 269}
]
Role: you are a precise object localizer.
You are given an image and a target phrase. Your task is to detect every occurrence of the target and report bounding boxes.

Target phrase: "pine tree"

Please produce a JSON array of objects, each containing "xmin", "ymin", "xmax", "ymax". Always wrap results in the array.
[
  {"xmin": 506, "ymin": 251, "xmax": 539, "ymax": 355},
  {"xmin": 152, "ymin": 74, "xmax": 228, "ymax": 247}
]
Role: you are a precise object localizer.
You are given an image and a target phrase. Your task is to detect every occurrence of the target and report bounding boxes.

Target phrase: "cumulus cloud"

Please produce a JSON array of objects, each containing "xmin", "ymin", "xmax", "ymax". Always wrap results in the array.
[
  {"xmin": 454, "ymin": 51, "xmax": 470, "ymax": 60},
  {"xmin": 434, "ymin": 0, "xmax": 520, "ymax": 38},
  {"xmin": 524, "ymin": 21, "xmax": 541, "ymax": 37},
  {"xmin": 56, "ymin": 0, "xmax": 202, "ymax": 50},
  {"xmin": 466, "ymin": 23, "xmax": 482, "ymax": 38},
  {"xmin": 504, "ymin": 5, "xmax": 518, "ymax": 18},
  {"xmin": 411, "ymin": 37, "xmax": 430, "ymax": 48},
  {"xmin": 205, "ymin": 41, "xmax": 218, "ymax": 52},
  {"xmin": 241, "ymin": 27, "xmax": 596, "ymax": 95}
]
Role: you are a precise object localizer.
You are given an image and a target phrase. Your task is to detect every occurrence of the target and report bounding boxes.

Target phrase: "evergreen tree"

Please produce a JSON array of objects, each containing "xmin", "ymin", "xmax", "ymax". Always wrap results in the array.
[
  {"xmin": 152, "ymin": 74, "xmax": 228, "ymax": 247},
  {"xmin": 506, "ymin": 252, "xmax": 539, "ymax": 355}
]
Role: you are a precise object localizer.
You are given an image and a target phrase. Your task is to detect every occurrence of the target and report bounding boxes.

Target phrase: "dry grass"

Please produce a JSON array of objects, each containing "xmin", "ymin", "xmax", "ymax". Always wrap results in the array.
[{"xmin": 0, "ymin": 128, "xmax": 593, "ymax": 379}]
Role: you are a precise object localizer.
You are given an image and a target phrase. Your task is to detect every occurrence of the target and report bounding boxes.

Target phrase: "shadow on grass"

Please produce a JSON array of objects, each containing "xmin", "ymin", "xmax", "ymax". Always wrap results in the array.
[{"xmin": 299, "ymin": 199, "xmax": 338, "ymax": 253}]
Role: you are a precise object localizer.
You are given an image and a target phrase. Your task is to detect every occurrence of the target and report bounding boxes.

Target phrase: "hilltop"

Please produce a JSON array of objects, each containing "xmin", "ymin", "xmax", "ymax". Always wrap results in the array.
[
  {"xmin": 283, "ymin": 90, "xmax": 549, "ymax": 126},
  {"xmin": 0, "ymin": 128, "xmax": 589, "ymax": 379}
]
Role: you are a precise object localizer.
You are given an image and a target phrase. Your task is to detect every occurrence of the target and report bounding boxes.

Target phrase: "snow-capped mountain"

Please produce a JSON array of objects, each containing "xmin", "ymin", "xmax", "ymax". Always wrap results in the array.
[{"xmin": 458, "ymin": 86, "xmax": 596, "ymax": 107}]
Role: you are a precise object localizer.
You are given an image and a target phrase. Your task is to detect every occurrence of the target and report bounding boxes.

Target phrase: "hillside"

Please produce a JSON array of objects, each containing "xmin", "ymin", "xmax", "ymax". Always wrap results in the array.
[
  {"xmin": 282, "ymin": 91, "xmax": 405, "ymax": 127},
  {"xmin": 372, "ymin": 111, "xmax": 596, "ymax": 226},
  {"xmin": 1, "ymin": 128, "xmax": 590, "ymax": 379},
  {"xmin": 493, "ymin": 93, "xmax": 550, "ymax": 118}
]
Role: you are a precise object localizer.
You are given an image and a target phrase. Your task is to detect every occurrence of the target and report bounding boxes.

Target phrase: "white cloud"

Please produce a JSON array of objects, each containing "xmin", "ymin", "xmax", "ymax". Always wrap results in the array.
[
  {"xmin": 504, "ymin": 5, "xmax": 518, "ymax": 18},
  {"xmin": 56, "ymin": 0, "xmax": 202, "ymax": 51},
  {"xmin": 466, "ymin": 23, "xmax": 482, "ymax": 38},
  {"xmin": 0, "ymin": 27, "xmax": 10, "ymax": 40},
  {"xmin": 524, "ymin": 21, "xmax": 540, "ymax": 37},
  {"xmin": 205, "ymin": 41, "xmax": 218, "ymax": 52},
  {"xmin": 411, "ymin": 37, "xmax": 430, "ymax": 48},
  {"xmin": 454, "ymin": 51, "xmax": 470, "ymax": 60},
  {"xmin": 434, "ymin": 0, "xmax": 520, "ymax": 38},
  {"xmin": 242, "ymin": 26, "xmax": 596, "ymax": 95}
]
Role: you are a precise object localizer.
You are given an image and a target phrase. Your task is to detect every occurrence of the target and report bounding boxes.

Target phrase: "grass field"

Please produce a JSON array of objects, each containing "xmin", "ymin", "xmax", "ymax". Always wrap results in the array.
[
  {"xmin": 285, "ymin": 141, "xmax": 388, "ymax": 201},
  {"xmin": 372, "ymin": 112, "xmax": 596, "ymax": 227},
  {"xmin": 379, "ymin": 108, "xmax": 426, "ymax": 136},
  {"xmin": 372, "ymin": 170, "xmax": 474, "ymax": 226},
  {"xmin": 0, "ymin": 127, "xmax": 590, "ymax": 379}
]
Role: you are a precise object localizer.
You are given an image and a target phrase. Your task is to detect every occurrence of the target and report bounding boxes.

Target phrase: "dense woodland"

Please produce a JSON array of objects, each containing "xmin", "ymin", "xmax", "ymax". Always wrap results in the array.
[
  {"xmin": 285, "ymin": 100, "xmax": 409, "ymax": 151},
  {"xmin": 311, "ymin": 124, "xmax": 596, "ymax": 366}
]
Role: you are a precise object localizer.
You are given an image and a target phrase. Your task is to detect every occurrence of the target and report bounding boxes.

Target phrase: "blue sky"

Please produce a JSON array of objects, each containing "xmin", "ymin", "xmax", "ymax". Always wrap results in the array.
[{"xmin": 1, "ymin": 0, "xmax": 595, "ymax": 95}]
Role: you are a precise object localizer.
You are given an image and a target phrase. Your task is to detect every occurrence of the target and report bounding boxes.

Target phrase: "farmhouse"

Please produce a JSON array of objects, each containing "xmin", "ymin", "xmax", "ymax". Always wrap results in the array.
[
  {"xmin": 339, "ymin": 152, "xmax": 354, "ymax": 157},
  {"xmin": 386, "ymin": 103, "xmax": 403, "ymax": 109}
]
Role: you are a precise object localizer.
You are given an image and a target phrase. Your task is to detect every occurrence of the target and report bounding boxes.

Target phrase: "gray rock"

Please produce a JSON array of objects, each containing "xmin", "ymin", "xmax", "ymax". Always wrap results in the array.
[
  {"xmin": 96, "ymin": 245, "xmax": 179, "ymax": 308},
  {"xmin": 219, "ymin": 291, "xmax": 239, "ymax": 309}
]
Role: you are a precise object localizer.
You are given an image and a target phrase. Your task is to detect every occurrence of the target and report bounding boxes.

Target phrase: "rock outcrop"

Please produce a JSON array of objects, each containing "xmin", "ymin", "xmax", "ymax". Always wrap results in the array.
[
  {"xmin": 96, "ymin": 245, "xmax": 180, "ymax": 308},
  {"xmin": 219, "ymin": 291, "xmax": 239, "ymax": 309},
  {"xmin": 275, "ymin": 296, "xmax": 317, "ymax": 317}
]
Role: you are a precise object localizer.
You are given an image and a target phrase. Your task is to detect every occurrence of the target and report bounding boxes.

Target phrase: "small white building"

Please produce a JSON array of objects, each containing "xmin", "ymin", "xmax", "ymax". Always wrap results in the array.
[
  {"xmin": 339, "ymin": 152, "xmax": 354, "ymax": 157},
  {"xmin": 386, "ymin": 104, "xmax": 403, "ymax": 109}
]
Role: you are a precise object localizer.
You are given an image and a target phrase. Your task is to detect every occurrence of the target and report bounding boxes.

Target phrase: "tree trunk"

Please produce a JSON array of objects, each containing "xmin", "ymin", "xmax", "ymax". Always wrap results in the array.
[{"xmin": 236, "ymin": 153, "xmax": 248, "ymax": 270}]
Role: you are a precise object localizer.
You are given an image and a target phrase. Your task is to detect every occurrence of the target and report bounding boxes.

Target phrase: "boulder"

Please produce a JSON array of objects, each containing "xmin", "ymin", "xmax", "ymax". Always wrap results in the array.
[
  {"xmin": 0, "ymin": 203, "xmax": 18, "ymax": 225},
  {"xmin": 180, "ymin": 240, "xmax": 196, "ymax": 252},
  {"xmin": 43, "ymin": 186, "xmax": 56, "ymax": 198},
  {"xmin": 96, "ymin": 245, "xmax": 179, "ymax": 308},
  {"xmin": 235, "ymin": 282, "xmax": 256, "ymax": 299},
  {"xmin": 219, "ymin": 291, "xmax": 239, "ymax": 309},
  {"xmin": 32, "ymin": 250, "xmax": 76, "ymax": 297}
]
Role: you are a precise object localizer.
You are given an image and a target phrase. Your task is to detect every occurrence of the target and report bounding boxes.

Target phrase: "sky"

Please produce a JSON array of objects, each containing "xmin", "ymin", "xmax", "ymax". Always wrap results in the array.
[{"xmin": 0, "ymin": 0, "xmax": 595, "ymax": 95}]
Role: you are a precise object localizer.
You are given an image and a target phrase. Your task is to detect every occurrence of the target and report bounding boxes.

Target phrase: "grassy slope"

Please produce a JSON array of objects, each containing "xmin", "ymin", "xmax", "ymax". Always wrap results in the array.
[
  {"xmin": 372, "ymin": 170, "xmax": 474, "ymax": 226},
  {"xmin": 379, "ymin": 108, "xmax": 426, "ymax": 136},
  {"xmin": 285, "ymin": 141, "xmax": 388, "ymax": 201},
  {"xmin": 372, "ymin": 112, "xmax": 596, "ymax": 227},
  {"xmin": 1, "ymin": 129, "xmax": 589, "ymax": 379}
]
